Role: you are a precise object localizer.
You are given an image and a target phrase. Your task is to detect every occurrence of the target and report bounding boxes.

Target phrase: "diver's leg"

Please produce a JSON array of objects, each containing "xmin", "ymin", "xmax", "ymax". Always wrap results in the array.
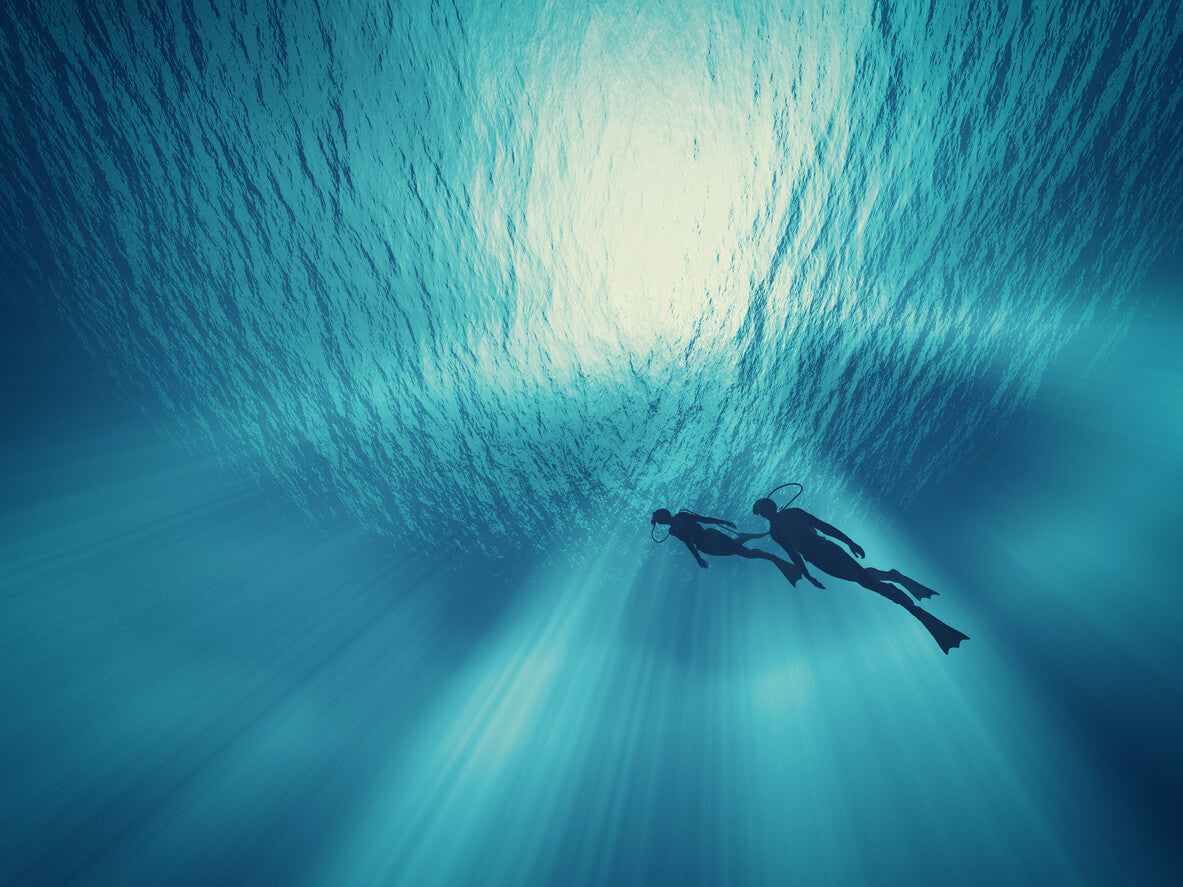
[
  {"xmin": 804, "ymin": 540, "xmax": 919, "ymax": 600},
  {"xmin": 860, "ymin": 576, "xmax": 915, "ymax": 609},
  {"xmin": 863, "ymin": 569, "xmax": 916, "ymax": 600},
  {"xmin": 864, "ymin": 568, "xmax": 930, "ymax": 602},
  {"xmin": 734, "ymin": 531, "xmax": 766, "ymax": 543},
  {"xmin": 858, "ymin": 576, "xmax": 968, "ymax": 652},
  {"xmin": 802, "ymin": 540, "xmax": 965, "ymax": 651},
  {"xmin": 867, "ymin": 568, "xmax": 939, "ymax": 600},
  {"xmin": 736, "ymin": 548, "xmax": 802, "ymax": 586},
  {"xmin": 800, "ymin": 538, "xmax": 863, "ymax": 585}
]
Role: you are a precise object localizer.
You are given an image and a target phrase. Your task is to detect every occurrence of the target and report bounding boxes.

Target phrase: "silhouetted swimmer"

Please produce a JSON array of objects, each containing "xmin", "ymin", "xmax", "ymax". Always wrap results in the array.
[
  {"xmin": 751, "ymin": 498, "xmax": 969, "ymax": 653},
  {"xmin": 651, "ymin": 508, "xmax": 802, "ymax": 586}
]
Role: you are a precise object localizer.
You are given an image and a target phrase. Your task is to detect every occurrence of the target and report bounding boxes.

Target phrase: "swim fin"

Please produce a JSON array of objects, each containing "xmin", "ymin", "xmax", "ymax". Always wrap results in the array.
[
  {"xmin": 880, "ymin": 569, "xmax": 939, "ymax": 601},
  {"xmin": 910, "ymin": 607, "xmax": 969, "ymax": 654}
]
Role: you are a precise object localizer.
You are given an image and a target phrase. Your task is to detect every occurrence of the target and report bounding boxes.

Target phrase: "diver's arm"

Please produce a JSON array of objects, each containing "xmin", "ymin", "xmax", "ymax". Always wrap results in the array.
[
  {"xmin": 682, "ymin": 539, "xmax": 709, "ymax": 568},
  {"xmin": 807, "ymin": 513, "xmax": 865, "ymax": 558},
  {"xmin": 683, "ymin": 511, "xmax": 736, "ymax": 529},
  {"xmin": 788, "ymin": 550, "xmax": 826, "ymax": 588}
]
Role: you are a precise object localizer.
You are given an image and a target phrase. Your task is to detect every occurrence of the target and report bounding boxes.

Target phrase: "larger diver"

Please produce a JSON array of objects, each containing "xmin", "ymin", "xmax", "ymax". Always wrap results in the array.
[{"xmin": 751, "ymin": 484, "xmax": 968, "ymax": 653}]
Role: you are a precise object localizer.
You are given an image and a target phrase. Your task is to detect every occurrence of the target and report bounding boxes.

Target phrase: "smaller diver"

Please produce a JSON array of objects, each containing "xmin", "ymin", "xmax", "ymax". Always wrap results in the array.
[
  {"xmin": 751, "ymin": 487, "xmax": 968, "ymax": 653},
  {"xmin": 651, "ymin": 508, "xmax": 802, "ymax": 586}
]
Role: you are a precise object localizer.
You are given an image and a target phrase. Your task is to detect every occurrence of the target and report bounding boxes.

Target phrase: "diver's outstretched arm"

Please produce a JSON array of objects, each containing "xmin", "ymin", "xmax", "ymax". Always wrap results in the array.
[
  {"xmin": 682, "ymin": 539, "xmax": 709, "ymax": 568},
  {"xmin": 683, "ymin": 511, "xmax": 736, "ymax": 528},
  {"xmin": 805, "ymin": 512, "xmax": 865, "ymax": 558}
]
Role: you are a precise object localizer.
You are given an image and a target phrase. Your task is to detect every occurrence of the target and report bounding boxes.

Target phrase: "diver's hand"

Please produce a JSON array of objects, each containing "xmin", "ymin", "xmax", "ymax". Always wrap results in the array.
[
  {"xmin": 807, "ymin": 574, "xmax": 826, "ymax": 589},
  {"xmin": 698, "ymin": 558, "xmax": 709, "ymax": 569},
  {"xmin": 849, "ymin": 542, "xmax": 865, "ymax": 559}
]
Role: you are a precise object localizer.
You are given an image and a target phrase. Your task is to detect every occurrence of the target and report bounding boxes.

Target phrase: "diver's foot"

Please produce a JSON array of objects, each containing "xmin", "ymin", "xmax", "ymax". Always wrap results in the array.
[{"xmin": 889, "ymin": 570, "xmax": 938, "ymax": 600}]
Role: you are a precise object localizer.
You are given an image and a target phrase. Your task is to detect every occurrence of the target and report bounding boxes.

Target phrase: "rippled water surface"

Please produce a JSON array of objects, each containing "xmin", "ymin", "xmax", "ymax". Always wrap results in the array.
[
  {"xmin": 6, "ymin": 0, "xmax": 1181, "ymax": 560},
  {"xmin": 3, "ymin": 2, "xmax": 1183, "ymax": 886}
]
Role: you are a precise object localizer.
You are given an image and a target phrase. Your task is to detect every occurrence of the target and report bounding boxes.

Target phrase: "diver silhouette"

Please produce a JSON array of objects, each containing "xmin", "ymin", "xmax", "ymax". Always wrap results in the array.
[
  {"xmin": 651, "ymin": 508, "xmax": 802, "ymax": 586},
  {"xmin": 752, "ymin": 496, "xmax": 969, "ymax": 654}
]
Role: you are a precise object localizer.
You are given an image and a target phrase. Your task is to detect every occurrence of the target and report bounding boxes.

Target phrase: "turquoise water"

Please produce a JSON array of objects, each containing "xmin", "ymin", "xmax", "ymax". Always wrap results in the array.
[{"xmin": 3, "ymin": 0, "xmax": 1183, "ymax": 884}]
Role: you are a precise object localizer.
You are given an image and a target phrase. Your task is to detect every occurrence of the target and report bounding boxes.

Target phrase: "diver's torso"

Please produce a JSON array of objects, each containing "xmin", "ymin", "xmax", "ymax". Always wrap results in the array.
[
  {"xmin": 769, "ymin": 511, "xmax": 816, "ymax": 551},
  {"xmin": 670, "ymin": 513, "xmax": 705, "ymax": 544}
]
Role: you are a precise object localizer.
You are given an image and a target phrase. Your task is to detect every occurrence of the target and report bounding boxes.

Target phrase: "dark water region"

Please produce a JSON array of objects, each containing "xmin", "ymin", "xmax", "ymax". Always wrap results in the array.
[{"xmin": 4, "ymin": 0, "xmax": 1183, "ymax": 884}]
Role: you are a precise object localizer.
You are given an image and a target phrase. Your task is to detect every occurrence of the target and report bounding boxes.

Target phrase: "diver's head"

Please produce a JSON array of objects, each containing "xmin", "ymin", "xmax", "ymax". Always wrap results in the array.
[
  {"xmin": 651, "ymin": 508, "xmax": 673, "ymax": 526},
  {"xmin": 752, "ymin": 498, "xmax": 777, "ymax": 519}
]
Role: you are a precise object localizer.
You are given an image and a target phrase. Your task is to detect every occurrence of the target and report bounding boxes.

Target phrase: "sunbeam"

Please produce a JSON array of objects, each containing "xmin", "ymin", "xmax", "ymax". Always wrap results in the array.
[{"xmin": 3, "ymin": 0, "xmax": 1183, "ymax": 884}]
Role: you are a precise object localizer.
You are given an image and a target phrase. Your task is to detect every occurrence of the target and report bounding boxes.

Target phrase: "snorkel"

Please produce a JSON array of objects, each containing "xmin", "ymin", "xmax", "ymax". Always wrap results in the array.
[
  {"xmin": 752, "ymin": 482, "xmax": 804, "ymax": 516},
  {"xmin": 650, "ymin": 508, "xmax": 672, "ymax": 543}
]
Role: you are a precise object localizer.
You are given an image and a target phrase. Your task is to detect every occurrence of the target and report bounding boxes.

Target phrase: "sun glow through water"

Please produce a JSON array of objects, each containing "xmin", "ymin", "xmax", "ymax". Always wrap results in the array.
[{"xmin": 3, "ymin": 1, "xmax": 1183, "ymax": 884}]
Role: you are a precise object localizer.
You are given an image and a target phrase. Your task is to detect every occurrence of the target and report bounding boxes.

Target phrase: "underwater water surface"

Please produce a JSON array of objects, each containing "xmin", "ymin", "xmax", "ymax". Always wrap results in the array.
[{"xmin": 3, "ymin": 0, "xmax": 1183, "ymax": 885}]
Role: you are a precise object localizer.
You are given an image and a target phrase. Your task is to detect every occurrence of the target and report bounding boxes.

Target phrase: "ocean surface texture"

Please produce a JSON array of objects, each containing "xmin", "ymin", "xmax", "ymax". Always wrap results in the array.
[
  {"xmin": 6, "ymin": 0, "xmax": 1182, "ymax": 559},
  {"xmin": 2, "ymin": 1, "xmax": 1182, "ymax": 885}
]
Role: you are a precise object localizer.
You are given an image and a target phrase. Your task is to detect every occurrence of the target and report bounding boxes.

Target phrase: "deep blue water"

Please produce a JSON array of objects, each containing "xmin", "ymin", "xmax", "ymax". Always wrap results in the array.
[{"xmin": 3, "ymin": 1, "xmax": 1183, "ymax": 884}]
